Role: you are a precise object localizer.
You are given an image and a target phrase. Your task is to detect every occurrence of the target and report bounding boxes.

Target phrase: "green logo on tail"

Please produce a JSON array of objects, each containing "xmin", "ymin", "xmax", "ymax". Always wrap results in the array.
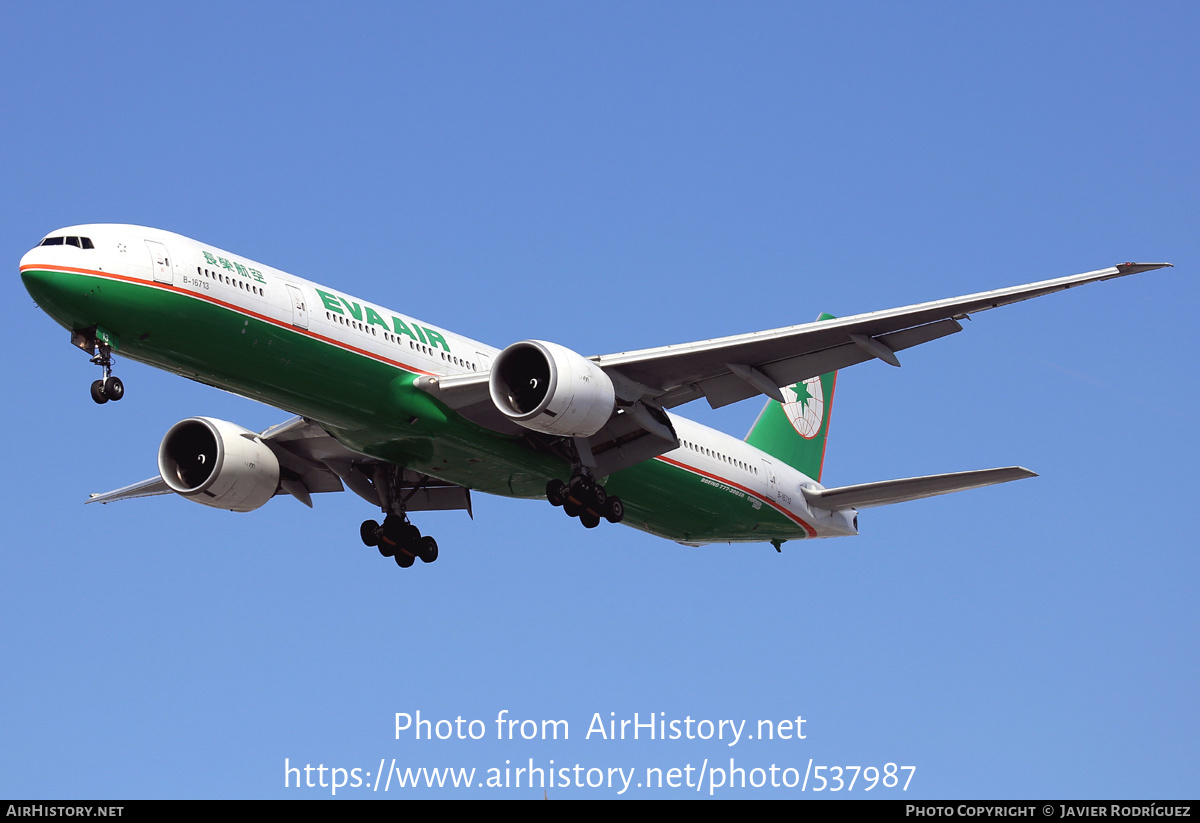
[{"xmin": 780, "ymin": 376, "xmax": 825, "ymax": 439}]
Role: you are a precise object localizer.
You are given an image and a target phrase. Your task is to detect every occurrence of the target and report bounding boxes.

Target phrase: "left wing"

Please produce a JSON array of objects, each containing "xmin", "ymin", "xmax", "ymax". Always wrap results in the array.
[
  {"xmin": 87, "ymin": 476, "xmax": 173, "ymax": 504},
  {"xmin": 87, "ymin": 417, "xmax": 472, "ymax": 514},
  {"xmin": 87, "ymin": 416, "xmax": 345, "ymax": 506}
]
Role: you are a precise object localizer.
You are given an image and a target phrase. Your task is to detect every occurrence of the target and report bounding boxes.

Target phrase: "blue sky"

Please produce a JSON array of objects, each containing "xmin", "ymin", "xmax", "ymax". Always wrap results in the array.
[{"xmin": 3, "ymin": 2, "xmax": 1197, "ymax": 798}]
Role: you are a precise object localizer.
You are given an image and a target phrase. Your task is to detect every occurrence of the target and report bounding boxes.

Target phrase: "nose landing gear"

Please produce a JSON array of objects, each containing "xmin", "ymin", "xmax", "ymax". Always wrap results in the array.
[{"xmin": 73, "ymin": 330, "xmax": 124, "ymax": 404}]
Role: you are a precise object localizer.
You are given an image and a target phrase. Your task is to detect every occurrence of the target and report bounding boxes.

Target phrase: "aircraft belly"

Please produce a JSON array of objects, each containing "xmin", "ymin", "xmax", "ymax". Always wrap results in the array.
[{"xmin": 605, "ymin": 457, "xmax": 812, "ymax": 543}]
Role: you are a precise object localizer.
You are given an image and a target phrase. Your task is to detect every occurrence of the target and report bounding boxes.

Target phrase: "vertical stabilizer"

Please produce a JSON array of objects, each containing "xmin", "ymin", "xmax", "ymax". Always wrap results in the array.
[{"xmin": 744, "ymin": 313, "xmax": 838, "ymax": 483}]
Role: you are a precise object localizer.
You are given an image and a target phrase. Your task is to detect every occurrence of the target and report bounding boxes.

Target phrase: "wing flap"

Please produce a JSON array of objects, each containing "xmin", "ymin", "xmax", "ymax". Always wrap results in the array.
[
  {"xmin": 803, "ymin": 466, "xmax": 1037, "ymax": 510},
  {"xmin": 695, "ymin": 316, "xmax": 965, "ymax": 409},
  {"xmin": 400, "ymin": 483, "xmax": 473, "ymax": 514}
]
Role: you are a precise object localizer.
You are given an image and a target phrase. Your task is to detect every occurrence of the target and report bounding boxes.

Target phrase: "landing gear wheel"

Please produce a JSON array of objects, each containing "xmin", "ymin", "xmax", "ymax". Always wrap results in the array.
[
  {"xmin": 102, "ymin": 376, "xmax": 124, "ymax": 402},
  {"xmin": 580, "ymin": 512, "xmax": 601, "ymax": 529},
  {"xmin": 605, "ymin": 496, "xmax": 625, "ymax": 524},
  {"xmin": 563, "ymin": 500, "xmax": 582, "ymax": 518},
  {"xmin": 418, "ymin": 536, "xmax": 439, "ymax": 563},
  {"xmin": 380, "ymin": 514, "xmax": 424, "ymax": 566},
  {"xmin": 546, "ymin": 479, "xmax": 567, "ymax": 507},
  {"xmin": 90, "ymin": 380, "xmax": 108, "ymax": 405},
  {"xmin": 591, "ymin": 485, "xmax": 607, "ymax": 509},
  {"xmin": 360, "ymin": 519, "xmax": 380, "ymax": 547}
]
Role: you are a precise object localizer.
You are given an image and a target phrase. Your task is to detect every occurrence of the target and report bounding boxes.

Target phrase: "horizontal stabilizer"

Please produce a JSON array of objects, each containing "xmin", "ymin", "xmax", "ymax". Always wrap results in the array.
[{"xmin": 802, "ymin": 466, "xmax": 1037, "ymax": 510}]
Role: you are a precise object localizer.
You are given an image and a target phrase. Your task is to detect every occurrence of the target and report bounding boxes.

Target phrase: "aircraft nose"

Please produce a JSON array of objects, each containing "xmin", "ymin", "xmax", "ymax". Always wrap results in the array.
[
  {"xmin": 20, "ymin": 246, "xmax": 55, "ymax": 294},
  {"xmin": 20, "ymin": 246, "xmax": 98, "ymax": 332},
  {"xmin": 20, "ymin": 244, "xmax": 45, "ymax": 270},
  {"xmin": 21, "ymin": 265, "xmax": 68, "ymax": 325},
  {"xmin": 20, "ymin": 242, "xmax": 61, "ymax": 287}
]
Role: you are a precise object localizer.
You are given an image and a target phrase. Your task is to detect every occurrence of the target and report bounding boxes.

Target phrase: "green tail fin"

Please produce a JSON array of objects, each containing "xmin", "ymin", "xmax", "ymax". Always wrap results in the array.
[{"xmin": 744, "ymin": 313, "xmax": 838, "ymax": 483}]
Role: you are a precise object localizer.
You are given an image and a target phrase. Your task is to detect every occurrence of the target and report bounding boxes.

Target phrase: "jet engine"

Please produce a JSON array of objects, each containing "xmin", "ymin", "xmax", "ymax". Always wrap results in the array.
[
  {"xmin": 489, "ymin": 340, "xmax": 615, "ymax": 437},
  {"xmin": 157, "ymin": 417, "xmax": 280, "ymax": 512}
]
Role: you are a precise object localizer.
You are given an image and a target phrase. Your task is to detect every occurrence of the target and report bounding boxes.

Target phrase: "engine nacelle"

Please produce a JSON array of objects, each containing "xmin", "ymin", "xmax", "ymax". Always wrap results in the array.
[
  {"xmin": 157, "ymin": 417, "xmax": 280, "ymax": 512},
  {"xmin": 489, "ymin": 340, "xmax": 616, "ymax": 437}
]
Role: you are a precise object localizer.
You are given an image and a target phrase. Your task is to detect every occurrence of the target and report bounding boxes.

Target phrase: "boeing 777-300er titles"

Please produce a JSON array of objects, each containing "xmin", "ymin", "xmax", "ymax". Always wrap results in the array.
[{"xmin": 19, "ymin": 225, "xmax": 1173, "ymax": 568}]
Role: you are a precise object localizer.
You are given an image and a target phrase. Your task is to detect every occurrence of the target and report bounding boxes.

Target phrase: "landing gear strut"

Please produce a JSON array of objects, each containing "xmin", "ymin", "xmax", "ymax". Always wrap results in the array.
[
  {"xmin": 547, "ymin": 470, "xmax": 624, "ymax": 528},
  {"xmin": 85, "ymin": 339, "xmax": 124, "ymax": 404}
]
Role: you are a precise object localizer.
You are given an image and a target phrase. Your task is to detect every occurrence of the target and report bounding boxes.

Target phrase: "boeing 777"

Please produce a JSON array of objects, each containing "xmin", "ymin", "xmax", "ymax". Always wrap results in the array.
[{"xmin": 19, "ymin": 225, "xmax": 1172, "ymax": 568}]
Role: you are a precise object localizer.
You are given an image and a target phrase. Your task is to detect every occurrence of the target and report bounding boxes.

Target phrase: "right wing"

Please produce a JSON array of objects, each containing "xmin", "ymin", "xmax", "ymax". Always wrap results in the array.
[
  {"xmin": 419, "ymin": 262, "xmax": 1172, "ymax": 476},
  {"xmin": 591, "ymin": 262, "xmax": 1172, "ymax": 411},
  {"xmin": 418, "ymin": 262, "xmax": 1171, "ymax": 477}
]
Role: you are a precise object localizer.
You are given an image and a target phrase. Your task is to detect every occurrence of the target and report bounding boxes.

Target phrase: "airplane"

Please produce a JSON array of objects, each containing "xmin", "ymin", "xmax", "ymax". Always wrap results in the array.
[{"xmin": 19, "ymin": 224, "xmax": 1172, "ymax": 568}]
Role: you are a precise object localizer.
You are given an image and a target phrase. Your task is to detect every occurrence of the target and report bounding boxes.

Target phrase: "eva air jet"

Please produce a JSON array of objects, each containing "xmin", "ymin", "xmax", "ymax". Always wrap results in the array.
[{"xmin": 19, "ymin": 225, "xmax": 1171, "ymax": 568}]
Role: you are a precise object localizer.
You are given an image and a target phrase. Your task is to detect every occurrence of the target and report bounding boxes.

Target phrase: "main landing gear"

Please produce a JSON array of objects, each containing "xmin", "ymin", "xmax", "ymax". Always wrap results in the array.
[
  {"xmin": 88, "ymin": 341, "xmax": 124, "ymax": 405},
  {"xmin": 356, "ymin": 466, "xmax": 441, "ymax": 570},
  {"xmin": 360, "ymin": 514, "xmax": 439, "ymax": 569},
  {"xmin": 546, "ymin": 472, "xmax": 624, "ymax": 529}
]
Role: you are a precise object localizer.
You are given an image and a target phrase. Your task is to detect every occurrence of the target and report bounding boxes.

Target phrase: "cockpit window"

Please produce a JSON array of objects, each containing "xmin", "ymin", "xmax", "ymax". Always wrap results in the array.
[{"xmin": 40, "ymin": 235, "xmax": 93, "ymax": 248}]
